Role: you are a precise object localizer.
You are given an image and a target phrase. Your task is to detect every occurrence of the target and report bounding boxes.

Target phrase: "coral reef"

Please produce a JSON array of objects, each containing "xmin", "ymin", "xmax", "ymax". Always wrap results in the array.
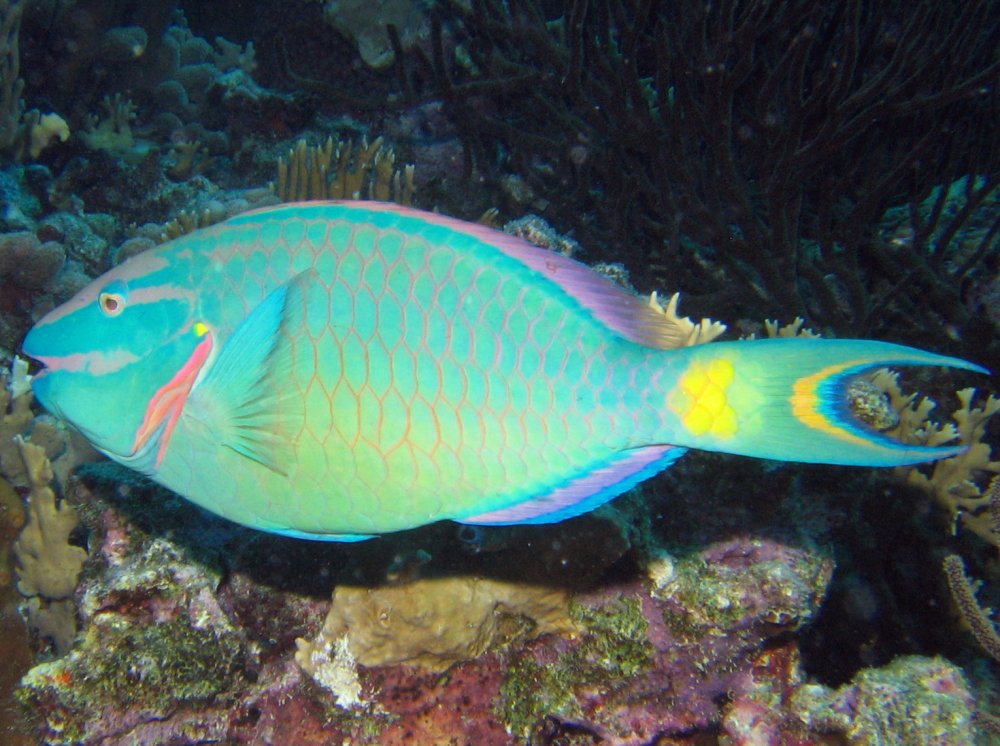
[
  {"xmin": 0, "ymin": 1, "xmax": 996, "ymax": 743},
  {"xmin": 0, "ymin": 231, "xmax": 64, "ymax": 291},
  {"xmin": 791, "ymin": 655, "xmax": 976, "ymax": 745},
  {"xmin": 495, "ymin": 537, "xmax": 832, "ymax": 742},
  {"xmin": 296, "ymin": 575, "xmax": 573, "ymax": 673},
  {"xmin": 0, "ymin": 359, "xmax": 96, "ymax": 488},
  {"xmin": 17, "ymin": 529, "xmax": 249, "ymax": 745},
  {"xmin": 0, "ymin": 358, "xmax": 33, "ymax": 485},
  {"xmin": 5, "ymin": 434, "xmax": 991, "ymax": 744}
]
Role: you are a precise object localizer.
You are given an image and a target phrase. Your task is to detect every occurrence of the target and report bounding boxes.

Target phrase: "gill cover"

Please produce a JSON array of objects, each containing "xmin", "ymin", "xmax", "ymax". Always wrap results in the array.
[{"xmin": 22, "ymin": 256, "xmax": 205, "ymax": 469}]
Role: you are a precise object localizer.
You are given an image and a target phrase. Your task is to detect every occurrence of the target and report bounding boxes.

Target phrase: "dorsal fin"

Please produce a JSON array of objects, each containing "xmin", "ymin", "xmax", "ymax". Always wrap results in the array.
[
  {"xmin": 230, "ymin": 201, "xmax": 722, "ymax": 350},
  {"xmin": 356, "ymin": 202, "xmax": 711, "ymax": 349}
]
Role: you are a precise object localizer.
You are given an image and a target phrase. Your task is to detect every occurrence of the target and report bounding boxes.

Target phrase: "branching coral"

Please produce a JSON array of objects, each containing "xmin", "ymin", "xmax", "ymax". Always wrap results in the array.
[
  {"xmin": 1, "ymin": 361, "xmax": 89, "ymax": 655},
  {"xmin": 942, "ymin": 550, "xmax": 1000, "ymax": 735},
  {"xmin": 275, "ymin": 135, "xmax": 415, "ymax": 205},
  {"xmin": 80, "ymin": 93, "xmax": 138, "ymax": 156},
  {"xmin": 0, "ymin": 356, "xmax": 34, "ymax": 485},
  {"xmin": 1, "ymin": 358, "xmax": 96, "ymax": 488},
  {"xmin": 647, "ymin": 291, "xmax": 727, "ymax": 347},
  {"xmin": 871, "ymin": 369, "xmax": 1000, "ymax": 545},
  {"xmin": 13, "ymin": 437, "xmax": 86, "ymax": 600},
  {"xmin": 167, "ymin": 139, "xmax": 213, "ymax": 180},
  {"xmin": 12, "ymin": 436, "xmax": 86, "ymax": 655}
]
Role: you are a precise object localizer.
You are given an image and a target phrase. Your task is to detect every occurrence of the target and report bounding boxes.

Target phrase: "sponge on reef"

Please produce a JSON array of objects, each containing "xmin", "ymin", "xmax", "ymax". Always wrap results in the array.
[{"xmin": 297, "ymin": 575, "xmax": 573, "ymax": 674}]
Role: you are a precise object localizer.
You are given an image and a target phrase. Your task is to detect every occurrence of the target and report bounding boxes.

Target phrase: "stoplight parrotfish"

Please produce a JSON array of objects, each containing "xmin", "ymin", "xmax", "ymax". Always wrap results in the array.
[{"xmin": 21, "ymin": 202, "xmax": 987, "ymax": 541}]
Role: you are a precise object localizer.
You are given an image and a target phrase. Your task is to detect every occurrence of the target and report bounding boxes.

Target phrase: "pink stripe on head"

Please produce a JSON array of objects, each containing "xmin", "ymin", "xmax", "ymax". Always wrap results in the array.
[
  {"xmin": 128, "ymin": 284, "xmax": 195, "ymax": 306},
  {"xmin": 37, "ymin": 254, "xmax": 172, "ymax": 326},
  {"xmin": 34, "ymin": 349, "xmax": 140, "ymax": 375}
]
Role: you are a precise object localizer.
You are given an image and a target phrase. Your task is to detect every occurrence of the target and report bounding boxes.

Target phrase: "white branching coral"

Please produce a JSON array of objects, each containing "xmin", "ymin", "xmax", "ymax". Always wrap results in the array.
[
  {"xmin": 647, "ymin": 291, "xmax": 727, "ymax": 347},
  {"xmin": 295, "ymin": 632, "xmax": 365, "ymax": 709}
]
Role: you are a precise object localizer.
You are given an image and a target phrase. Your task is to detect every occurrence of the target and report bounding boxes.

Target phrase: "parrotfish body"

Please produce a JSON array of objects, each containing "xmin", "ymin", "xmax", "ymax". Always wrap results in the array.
[{"xmin": 21, "ymin": 202, "xmax": 985, "ymax": 540}]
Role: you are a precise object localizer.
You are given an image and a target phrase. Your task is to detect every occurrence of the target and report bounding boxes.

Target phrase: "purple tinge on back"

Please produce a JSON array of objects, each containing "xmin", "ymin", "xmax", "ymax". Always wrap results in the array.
[{"xmin": 353, "ymin": 202, "xmax": 689, "ymax": 350}]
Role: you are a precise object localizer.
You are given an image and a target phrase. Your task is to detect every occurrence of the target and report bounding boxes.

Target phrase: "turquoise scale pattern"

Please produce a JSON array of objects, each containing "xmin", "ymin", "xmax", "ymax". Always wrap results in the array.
[{"xmin": 155, "ymin": 204, "xmax": 670, "ymax": 535}]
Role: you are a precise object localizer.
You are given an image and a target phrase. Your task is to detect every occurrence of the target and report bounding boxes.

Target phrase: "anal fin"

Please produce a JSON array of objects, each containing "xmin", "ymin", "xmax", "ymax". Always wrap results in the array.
[{"xmin": 460, "ymin": 445, "xmax": 685, "ymax": 526}]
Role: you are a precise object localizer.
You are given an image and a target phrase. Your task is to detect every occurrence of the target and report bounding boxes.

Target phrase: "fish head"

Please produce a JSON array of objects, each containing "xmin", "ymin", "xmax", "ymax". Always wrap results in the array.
[{"xmin": 21, "ymin": 249, "xmax": 211, "ymax": 468}]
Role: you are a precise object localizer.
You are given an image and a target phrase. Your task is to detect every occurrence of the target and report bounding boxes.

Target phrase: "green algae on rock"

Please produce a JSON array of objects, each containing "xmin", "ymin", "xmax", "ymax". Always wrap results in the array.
[{"xmin": 497, "ymin": 594, "xmax": 654, "ymax": 739}]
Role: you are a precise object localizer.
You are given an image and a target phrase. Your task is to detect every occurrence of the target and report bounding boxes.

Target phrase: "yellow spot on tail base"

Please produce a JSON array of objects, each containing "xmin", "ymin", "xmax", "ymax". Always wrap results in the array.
[
  {"xmin": 194, "ymin": 322, "xmax": 209, "ymax": 337},
  {"xmin": 673, "ymin": 358, "xmax": 739, "ymax": 437}
]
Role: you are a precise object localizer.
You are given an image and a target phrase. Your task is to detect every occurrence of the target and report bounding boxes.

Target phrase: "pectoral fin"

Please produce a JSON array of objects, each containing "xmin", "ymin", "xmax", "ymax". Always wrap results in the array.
[{"xmin": 188, "ymin": 273, "xmax": 315, "ymax": 475}]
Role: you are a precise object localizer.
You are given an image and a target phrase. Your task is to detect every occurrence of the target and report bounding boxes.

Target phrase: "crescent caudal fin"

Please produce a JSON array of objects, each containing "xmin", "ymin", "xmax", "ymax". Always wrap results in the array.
[{"xmin": 663, "ymin": 338, "xmax": 989, "ymax": 467}]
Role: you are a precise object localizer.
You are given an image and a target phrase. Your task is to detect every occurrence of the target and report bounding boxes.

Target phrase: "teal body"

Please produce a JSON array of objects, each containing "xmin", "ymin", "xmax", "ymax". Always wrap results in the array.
[{"xmin": 22, "ymin": 202, "xmax": 985, "ymax": 540}]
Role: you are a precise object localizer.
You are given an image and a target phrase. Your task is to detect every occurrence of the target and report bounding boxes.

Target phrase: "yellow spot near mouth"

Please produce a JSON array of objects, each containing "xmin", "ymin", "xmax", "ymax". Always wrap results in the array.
[
  {"xmin": 194, "ymin": 322, "xmax": 209, "ymax": 337},
  {"xmin": 673, "ymin": 358, "xmax": 738, "ymax": 437}
]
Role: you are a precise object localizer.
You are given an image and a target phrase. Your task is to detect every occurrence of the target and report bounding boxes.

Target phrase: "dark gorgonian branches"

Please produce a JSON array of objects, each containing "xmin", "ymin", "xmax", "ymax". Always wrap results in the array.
[{"xmin": 419, "ymin": 0, "xmax": 1000, "ymax": 348}]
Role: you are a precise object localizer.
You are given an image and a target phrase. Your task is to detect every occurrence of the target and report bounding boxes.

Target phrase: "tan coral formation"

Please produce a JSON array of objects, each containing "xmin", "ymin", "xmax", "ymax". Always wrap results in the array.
[
  {"xmin": 13, "ymin": 437, "xmax": 86, "ymax": 600},
  {"xmin": 872, "ymin": 369, "xmax": 1000, "ymax": 545},
  {"xmin": 296, "ymin": 576, "xmax": 574, "ymax": 680},
  {"xmin": 647, "ymin": 291, "xmax": 727, "ymax": 347},
  {"xmin": 1, "ymin": 358, "xmax": 97, "ymax": 488},
  {"xmin": 276, "ymin": 135, "xmax": 415, "ymax": 205},
  {"xmin": 12, "ymin": 436, "xmax": 87, "ymax": 654},
  {"xmin": 0, "ymin": 359, "xmax": 33, "ymax": 486}
]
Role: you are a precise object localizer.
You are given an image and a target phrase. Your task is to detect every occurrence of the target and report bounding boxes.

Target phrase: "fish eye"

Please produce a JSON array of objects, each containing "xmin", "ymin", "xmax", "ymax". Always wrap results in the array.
[{"xmin": 99, "ymin": 291, "xmax": 126, "ymax": 316}]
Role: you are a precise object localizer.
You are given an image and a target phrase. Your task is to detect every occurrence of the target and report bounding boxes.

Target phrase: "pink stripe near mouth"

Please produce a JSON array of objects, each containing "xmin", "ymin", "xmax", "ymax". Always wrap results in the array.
[
  {"xmin": 33, "ymin": 349, "xmax": 140, "ymax": 375},
  {"xmin": 132, "ymin": 334, "xmax": 213, "ymax": 467}
]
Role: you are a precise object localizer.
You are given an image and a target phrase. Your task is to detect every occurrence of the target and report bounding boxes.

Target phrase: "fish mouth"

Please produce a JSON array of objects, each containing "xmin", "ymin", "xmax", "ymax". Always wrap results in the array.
[{"xmin": 28, "ymin": 350, "xmax": 52, "ymax": 373}]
